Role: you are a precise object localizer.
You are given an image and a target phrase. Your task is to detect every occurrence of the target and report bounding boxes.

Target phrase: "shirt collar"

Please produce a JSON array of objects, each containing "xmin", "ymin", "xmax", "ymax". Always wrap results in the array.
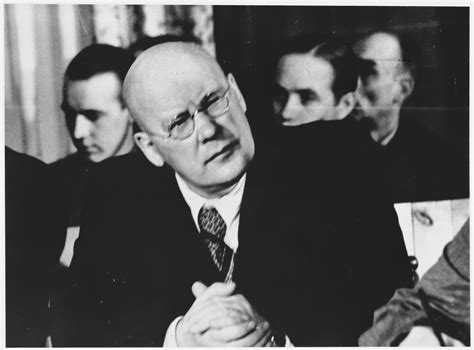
[
  {"xmin": 175, "ymin": 173, "xmax": 246, "ymax": 229},
  {"xmin": 379, "ymin": 122, "xmax": 399, "ymax": 146}
]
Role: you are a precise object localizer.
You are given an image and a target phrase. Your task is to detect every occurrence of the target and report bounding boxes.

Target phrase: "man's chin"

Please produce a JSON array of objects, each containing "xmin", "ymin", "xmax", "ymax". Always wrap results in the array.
[
  {"xmin": 349, "ymin": 110, "xmax": 365, "ymax": 121},
  {"xmin": 280, "ymin": 119, "xmax": 303, "ymax": 127},
  {"xmin": 78, "ymin": 151, "xmax": 104, "ymax": 164},
  {"xmin": 199, "ymin": 158, "xmax": 249, "ymax": 194}
]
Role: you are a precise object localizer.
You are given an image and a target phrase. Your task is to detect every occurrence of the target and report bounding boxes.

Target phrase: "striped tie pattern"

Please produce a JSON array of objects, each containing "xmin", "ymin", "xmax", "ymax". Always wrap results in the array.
[{"xmin": 198, "ymin": 205, "xmax": 233, "ymax": 281}]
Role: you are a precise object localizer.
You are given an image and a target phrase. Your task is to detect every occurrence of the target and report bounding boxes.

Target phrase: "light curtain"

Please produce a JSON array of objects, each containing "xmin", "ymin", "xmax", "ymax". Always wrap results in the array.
[{"xmin": 4, "ymin": 4, "xmax": 215, "ymax": 163}]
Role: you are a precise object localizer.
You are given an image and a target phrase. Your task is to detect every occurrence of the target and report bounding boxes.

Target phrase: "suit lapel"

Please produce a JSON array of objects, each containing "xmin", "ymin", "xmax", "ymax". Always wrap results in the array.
[{"xmin": 136, "ymin": 164, "xmax": 222, "ymax": 285}]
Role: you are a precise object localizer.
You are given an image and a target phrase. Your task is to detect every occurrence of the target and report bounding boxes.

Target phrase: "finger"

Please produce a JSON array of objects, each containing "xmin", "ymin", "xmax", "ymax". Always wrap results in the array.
[
  {"xmin": 197, "ymin": 281, "xmax": 236, "ymax": 300},
  {"xmin": 254, "ymin": 327, "xmax": 273, "ymax": 347},
  {"xmin": 226, "ymin": 294, "xmax": 253, "ymax": 314},
  {"xmin": 188, "ymin": 308, "xmax": 231, "ymax": 334},
  {"xmin": 228, "ymin": 321, "xmax": 272, "ymax": 347},
  {"xmin": 188, "ymin": 305, "xmax": 250, "ymax": 333},
  {"xmin": 208, "ymin": 320, "xmax": 257, "ymax": 343},
  {"xmin": 186, "ymin": 285, "xmax": 237, "ymax": 320},
  {"xmin": 191, "ymin": 281, "xmax": 208, "ymax": 298},
  {"xmin": 186, "ymin": 296, "xmax": 236, "ymax": 322},
  {"xmin": 208, "ymin": 313, "xmax": 253, "ymax": 329}
]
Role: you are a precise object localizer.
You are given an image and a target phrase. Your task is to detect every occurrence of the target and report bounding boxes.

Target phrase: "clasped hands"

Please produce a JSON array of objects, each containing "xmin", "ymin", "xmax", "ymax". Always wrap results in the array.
[{"xmin": 176, "ymin": 281, "xmax": 273, "ymax": 347}]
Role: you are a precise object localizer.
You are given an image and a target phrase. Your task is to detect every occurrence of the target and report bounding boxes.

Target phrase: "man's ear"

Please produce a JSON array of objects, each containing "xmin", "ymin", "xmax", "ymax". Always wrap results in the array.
[
  {"xmin": 399, "ymin": 75, "xmax": 415, "ymax": 101},
  {"xmin": 393, "ymin": 74, "xmax": 414, "ymax": 105},
  {"xmin": 227, "ymin": 73, "xmax": 247, "ymax": 112},
  {"xmin": 124, "ymin": 108, "xmax": 133, "ymax": 125},
  {"xmin": 334, "ymin": 92, "xmax": 356, "ymax": 120},
  {"xmin": 134, "ymin": 132, "xmax": 164, "ymax": 167}
]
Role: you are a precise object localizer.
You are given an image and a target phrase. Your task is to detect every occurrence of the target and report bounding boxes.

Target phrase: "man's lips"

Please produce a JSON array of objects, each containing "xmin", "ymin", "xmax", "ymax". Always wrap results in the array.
[
  {"xmin": 77, "ymin": 144, "xmax": 101, "ymax": 155},
  {"xmin": 205, "ymin": 140, "xmax": 239, "ymax": 164}
]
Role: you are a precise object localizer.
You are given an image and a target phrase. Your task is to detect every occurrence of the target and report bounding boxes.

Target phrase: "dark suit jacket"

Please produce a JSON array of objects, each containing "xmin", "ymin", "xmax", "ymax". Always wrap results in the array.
[
  {"xmin": 373, "ymin": 117, "xmax": 468, "ymax": 203},
  {"xmin": 5, "ymin": 147, "xmax": 66, "ymax": 346},
  {"xmin": 57, "ymin": 122, "xmax": 411, "ymax": 346},
  {"xmin": 49, "ymin": 153, "xmax": 93, "ymax": 227}
]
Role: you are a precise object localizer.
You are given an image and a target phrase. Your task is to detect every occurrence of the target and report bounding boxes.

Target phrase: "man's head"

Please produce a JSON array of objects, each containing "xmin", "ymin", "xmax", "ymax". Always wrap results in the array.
[
  {"xmin": 62, "ymin": 44, "xmax": 135, "ymax": 163},
  {"xmin": 352, "ymin": 31, "xmax": 415, "ymax": 125},
  {"xmin": 124, "ymin": 43, "xmax": 255, "ymax": 198},
  {"xmin": 272, "ymin": 35, "xmax": 358, "ymax": 126},
  {"xmin": 128, "ymin": 34, "xmax": 200, "ymax": 58}
]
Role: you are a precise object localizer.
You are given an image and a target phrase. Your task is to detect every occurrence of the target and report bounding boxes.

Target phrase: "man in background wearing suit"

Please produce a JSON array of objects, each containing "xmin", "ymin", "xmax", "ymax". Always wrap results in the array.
[
  {"xmin": 268, "ymin": 35, "xmax": 394, "ymax": 225},
  {"xmin": 57, "ymin": 42, "xmax": 411, "ymax": 346},
  {"xmin": 48, "ymin": 45, "xmax": 137, "ymax": 345},
  {"xmin": 50, "ymin": 44, "xmax": 136, "ymax": 241},
  {"xmin": 351, "ymin": 31, "xmax": 468, "ymax": 202}
]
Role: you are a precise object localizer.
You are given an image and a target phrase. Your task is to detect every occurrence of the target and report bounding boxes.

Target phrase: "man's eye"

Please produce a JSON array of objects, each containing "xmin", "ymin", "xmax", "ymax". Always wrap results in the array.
[
  {"xmin": 271, "ymin": 85, "xmax": 288, "ymax": 103},
  {"xmin": 361, "ymin": 68, "xmax": 377, "ymax": 80},
  {"xmin": 205, "ymin": 95, "xmax": 221, "ymax": 107},
  {"xmin": 358, "ymin": 60, "xmax": 377, "ymax": 79},
  {"xmin": 83, "ymin": 112, "xmax": 101, "ymax": 122},
  {"xmin": 61, "ymin": 105, "xmax": 75, "ymax": 117},
  {"xmin": 299, "ymin": 91, "xmax": 317, "ymax": 106},
  {"xmin": 169, "ymin": 112, "xmax": 191, "ymax": 130}
]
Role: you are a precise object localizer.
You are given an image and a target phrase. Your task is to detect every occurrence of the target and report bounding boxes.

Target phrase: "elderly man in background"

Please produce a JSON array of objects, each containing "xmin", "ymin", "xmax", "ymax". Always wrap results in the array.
[
  {"xmin": 56, "ymin": 42, "xmax": 411, "ymax": 346},
  {"xmin": 351, "ymin": 31, "xmax": 468, "ymax": 202}
]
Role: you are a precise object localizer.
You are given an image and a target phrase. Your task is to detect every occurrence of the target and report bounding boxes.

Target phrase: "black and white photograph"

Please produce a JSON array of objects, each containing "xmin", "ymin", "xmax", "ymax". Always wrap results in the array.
[{"xmin": 4, "ymin": 3, "xmax": 470, "ymax": 347}]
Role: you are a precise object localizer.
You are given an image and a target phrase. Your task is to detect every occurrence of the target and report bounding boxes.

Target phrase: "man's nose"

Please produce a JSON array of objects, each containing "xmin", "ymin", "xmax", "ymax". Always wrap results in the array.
[
  {"xmin": 281, "ymin": 94, "xmax": 299, "ymax": 120},
  {"xmin": 73, "ymin": 114, "xmax": 93, "ymax": 139},
  {"xmin": 355, "ymin": 77, "xmax": 364, "ymax": 94},
  {"xmin": 196, "ymin": 112, "xmax": 220, "ymax": 143}
]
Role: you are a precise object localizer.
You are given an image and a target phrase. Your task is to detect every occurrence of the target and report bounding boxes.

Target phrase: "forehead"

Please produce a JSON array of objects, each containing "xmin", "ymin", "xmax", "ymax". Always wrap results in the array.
[
  {"xmin": 65, "ymin": 72, "xmax": 121, "ymax": 104},
  {"xmin": 355, "ymin": 34, "xmax": 402, "ymax": 63},
  {"xmin": 276, "ymin": 54, "xmax": 334, "ymax": 89},
  {"xmin": 131, "ymin": 55, "xmax": 227, "ymax": 126}
]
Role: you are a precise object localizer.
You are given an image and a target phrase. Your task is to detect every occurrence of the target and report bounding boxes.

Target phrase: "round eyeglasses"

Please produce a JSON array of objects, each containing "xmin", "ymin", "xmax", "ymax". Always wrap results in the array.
[{"xmin": 149, "ymin": 86, "xmax": 231, "ymax": 141}]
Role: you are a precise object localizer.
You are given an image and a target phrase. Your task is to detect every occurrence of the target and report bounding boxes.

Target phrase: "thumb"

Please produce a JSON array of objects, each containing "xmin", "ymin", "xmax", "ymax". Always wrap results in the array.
[{"xmin": 191, "ymin": 281, "xmax": 208, "ymax": 298}]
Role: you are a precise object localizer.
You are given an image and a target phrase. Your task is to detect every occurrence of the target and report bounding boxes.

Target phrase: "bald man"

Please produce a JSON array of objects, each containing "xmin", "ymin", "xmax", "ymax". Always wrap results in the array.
[
  {"xmin": 351, "ymin": 31, "xmax": 468, "ymax": 202},
  {"xmin": 57, "ymin": 42, "xmax": 412, "ymax": 346}
]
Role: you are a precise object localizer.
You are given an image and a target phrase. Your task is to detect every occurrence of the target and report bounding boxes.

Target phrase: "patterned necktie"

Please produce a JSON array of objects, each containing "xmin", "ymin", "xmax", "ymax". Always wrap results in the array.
[{"xmin": 198, "ymin": 205, "xmax": 234, "ymax": 281}]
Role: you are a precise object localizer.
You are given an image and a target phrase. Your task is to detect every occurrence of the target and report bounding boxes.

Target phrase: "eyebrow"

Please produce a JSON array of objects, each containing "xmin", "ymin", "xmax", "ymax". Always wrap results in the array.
[
  {"xmin": 61, "ymin": 105, "xmax": 104, "ymax": 120},
  {"xmin": 200, "ymin": 87, "xmax": 226, "ymax": 106},
  {"xmin": 295, "ymin": 88, "xmax": 319, "ymax": 100},
  {"xmin": 271, "ymin": 83, "xmax": 319, "ymax": 101}
]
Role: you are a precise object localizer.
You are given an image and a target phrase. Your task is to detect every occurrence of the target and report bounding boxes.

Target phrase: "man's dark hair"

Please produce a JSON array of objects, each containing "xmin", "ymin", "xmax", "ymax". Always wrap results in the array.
[
  {"xmin": 128, "ymin": 34, "xmax": 200, "ymax": 58},
  {"xmin": 275, "ymin": 33, "xmax": 358, "ymax": 101},
  {"xmin": 64, "ymin": 44, "xmax": 135, "ymax": 83}
]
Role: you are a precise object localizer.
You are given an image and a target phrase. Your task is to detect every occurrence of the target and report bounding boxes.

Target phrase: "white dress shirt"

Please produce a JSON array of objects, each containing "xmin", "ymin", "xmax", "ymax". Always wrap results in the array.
[{"xmin": 175, "ymin": 172, "xmax": 246, "ymax": 251}]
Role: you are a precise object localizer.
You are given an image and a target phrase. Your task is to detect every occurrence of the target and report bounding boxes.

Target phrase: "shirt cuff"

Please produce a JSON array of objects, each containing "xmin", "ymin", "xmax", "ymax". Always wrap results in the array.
[
  {"xmin": 163, "ymin": 316, "xmax": 183, "ymax": 347},
  {"xmin": 284, "ymin": 335, "xmax": 294, "ymax": 347}
]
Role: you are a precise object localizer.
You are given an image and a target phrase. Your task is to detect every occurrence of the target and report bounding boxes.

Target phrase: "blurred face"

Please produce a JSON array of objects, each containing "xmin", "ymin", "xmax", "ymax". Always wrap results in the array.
[
  {"xmin": 134, "ymin": 58, "xmax": 255, "ymax": 198},
  {"xmin": 352, "ymin": 34, "xmax": 404, "ymax": 122},
  {"xmin": 272, "ymin": 54, "xmax": 340, "ymax": 126},
  {"xmin": 63, "ymin": 72, "xmax": 133, "ymax": 163}
]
